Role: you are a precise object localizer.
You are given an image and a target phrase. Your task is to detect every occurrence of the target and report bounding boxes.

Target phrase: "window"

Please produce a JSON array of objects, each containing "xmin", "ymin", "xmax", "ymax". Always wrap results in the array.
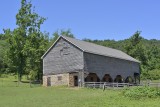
[
  {"xmin": 57, "ymin": 76, "xmax": 62, "ymax": 81},
  {"xmin": 62, "ymin": 47, "xmax": 70, "ymax": 55},
  {"xmin": 60, "ymin": 46, "xmax": 70, "ymax": 56}
]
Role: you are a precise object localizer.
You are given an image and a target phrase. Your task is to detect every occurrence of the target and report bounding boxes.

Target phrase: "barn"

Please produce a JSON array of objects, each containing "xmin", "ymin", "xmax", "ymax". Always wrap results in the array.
[{"xmin": 41, "ymin": 36, "xmax": 140, "ymax": 87}]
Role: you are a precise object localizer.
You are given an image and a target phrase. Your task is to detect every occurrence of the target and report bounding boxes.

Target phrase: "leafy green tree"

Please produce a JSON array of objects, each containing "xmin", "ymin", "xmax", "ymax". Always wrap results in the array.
[
  {"xmin": 18, "ymin": 0, "xmax": 48, "ymax": 80},
  {"xmin": 24, "ymin": 32, "xmax": 49, "ymax": 80},
  {"xmin": 0, "ymin": 34, "xmax": 8, "ymax": 74},
  {"xmin": 4, "ymin": 0, "xmax": 48, "ymax": 82},
  {"xmin": 60, "ymin": 29, "xmax": 75, "ymax": 38},
  {"xmin": 0, "ymin": 33, "xmax": 7, "ymax": 40},
  {"xmin": 147, "ymin": 44, "xmax": 160, "ymax": 70},
  {"xmin": 125, "ymin": 31, "xmax": 147, "ymax": 66},
  {"xmin": 48, "ymin": 31, "xmax": 59, "ymax": 48}
]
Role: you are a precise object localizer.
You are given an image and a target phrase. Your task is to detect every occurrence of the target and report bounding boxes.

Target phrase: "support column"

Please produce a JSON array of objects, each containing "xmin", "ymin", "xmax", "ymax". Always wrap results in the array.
[
  {"xmin": 81, "ymin": 71, "xmax": 84, "ymax": 86},
  {"xmin": 109, "ymin": 74, "xmax": 117, "ymax": 82},
  {"xmin": 78, "ymin": 71, "xmax": 85, "ymax": 87},
  {"xmin": 96, "ymin": 72, "xmax": 105, "ymax": 81}
]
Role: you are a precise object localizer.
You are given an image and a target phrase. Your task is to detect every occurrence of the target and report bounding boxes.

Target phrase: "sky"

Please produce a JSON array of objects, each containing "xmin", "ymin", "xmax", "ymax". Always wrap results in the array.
[{"xmin": 0, "ymin": 0, "xmax": 160, "ymax": 40}]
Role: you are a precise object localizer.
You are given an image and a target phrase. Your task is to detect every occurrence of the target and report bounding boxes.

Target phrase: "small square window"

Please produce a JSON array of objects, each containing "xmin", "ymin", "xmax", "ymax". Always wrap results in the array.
[{"xmin": 57, "ymin": 76, "xmax": 62, "ymax": 81}]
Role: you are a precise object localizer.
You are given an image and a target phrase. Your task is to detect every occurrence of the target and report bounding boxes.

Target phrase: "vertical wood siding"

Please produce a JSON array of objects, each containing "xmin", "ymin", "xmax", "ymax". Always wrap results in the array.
[
  {"xmin": 84, "ymin": 52, "xmax": 140, "ymax": 80},
  {"xmin": 43, "ymin": 38, "xmax": 83, "ymax": 75}
]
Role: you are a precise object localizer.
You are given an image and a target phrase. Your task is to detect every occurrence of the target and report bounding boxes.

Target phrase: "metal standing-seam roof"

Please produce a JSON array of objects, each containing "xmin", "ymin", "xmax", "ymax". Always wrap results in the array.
[{"xmin": 42, "ymin": 36, "xmax": 140, "ymax": 63}]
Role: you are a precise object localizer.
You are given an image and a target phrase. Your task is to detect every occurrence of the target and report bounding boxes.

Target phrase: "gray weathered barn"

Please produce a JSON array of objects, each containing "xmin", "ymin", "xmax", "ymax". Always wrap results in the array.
[{"xmin": 41, "ymin": 36, "xmax": 140, "ymax": 87}]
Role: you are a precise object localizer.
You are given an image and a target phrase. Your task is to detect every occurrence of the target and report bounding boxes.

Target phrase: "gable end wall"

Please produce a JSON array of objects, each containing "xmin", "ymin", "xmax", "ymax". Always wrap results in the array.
[{"xmin": 43, "ymin": 38, "xmax": 84, "ymax": 75}]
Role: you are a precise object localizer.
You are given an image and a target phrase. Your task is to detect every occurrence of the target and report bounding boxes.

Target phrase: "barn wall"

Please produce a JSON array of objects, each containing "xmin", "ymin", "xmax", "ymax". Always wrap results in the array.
[
  {"xmin": 84, "ymin": 52, "xmax": 140, "ymax": 80},
  {"xmin": 43, "ymin": 73, "xmax": 69, "ymax": 86},
  {"xmin": 51, "ymin": 73, "xmax": 69, "ymax": 86},
  {"xmin": 43, "ymin": 38, "xmax": 84, "ymax": 75}
]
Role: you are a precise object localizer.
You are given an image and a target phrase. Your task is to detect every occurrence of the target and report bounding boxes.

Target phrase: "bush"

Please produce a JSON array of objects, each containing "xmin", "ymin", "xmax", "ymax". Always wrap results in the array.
[
  {"xmin": 141, "ymin": 69, "xmax": 160, "ymax": 80},
  {"xmin": 0, "ymin": 73, "xmax": 8, "ymax": 78},
  {"xmin": 123, "ymin": 86, "xmax": 160, "ymax": 99},
  {"xmin": 148, "ymin": 69, "xmax": 160, "ymax": 80}
]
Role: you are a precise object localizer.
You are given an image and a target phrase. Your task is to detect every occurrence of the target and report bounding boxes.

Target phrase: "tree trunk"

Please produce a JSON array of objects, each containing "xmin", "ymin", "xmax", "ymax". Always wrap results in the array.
[{"xmin": 17, "ymin": 65, "xmax": 22, "ymax": 86}]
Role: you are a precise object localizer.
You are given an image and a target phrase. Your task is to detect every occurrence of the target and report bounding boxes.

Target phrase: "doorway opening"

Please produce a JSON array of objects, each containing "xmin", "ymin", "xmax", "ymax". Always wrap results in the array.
[{"xmin": 74, "ymin": 76, "xmax": 78, "ymax": 86}]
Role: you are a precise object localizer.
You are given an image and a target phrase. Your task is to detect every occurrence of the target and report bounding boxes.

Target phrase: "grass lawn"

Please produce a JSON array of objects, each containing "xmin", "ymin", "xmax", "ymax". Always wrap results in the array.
[{"xmin": 0, "ymin": 76, "xmax": 160, "ymax": 107}]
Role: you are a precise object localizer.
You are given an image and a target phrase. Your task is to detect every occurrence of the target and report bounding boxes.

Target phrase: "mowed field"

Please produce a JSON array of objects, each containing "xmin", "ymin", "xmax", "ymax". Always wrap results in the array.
[{"xmin": 0, "ymin": 76, "xmax": 160, "ymax": 107}]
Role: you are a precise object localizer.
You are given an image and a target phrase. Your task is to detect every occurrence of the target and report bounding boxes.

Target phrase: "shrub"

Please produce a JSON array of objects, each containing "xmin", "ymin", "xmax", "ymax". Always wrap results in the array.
[
  {"xmin": 141, "ymin": 69, "xmax": 160, "ymax": 80},
  {"xmin": 148, "ymin": 69, "xmax": 160, "ymax": 80},
  {"xmin": 0, "ymin": 73, "xmax": 8, "ymax": 78},
  {"xmin": 123, "ymin": 86, "xmax": 160, "ymax": 99}
]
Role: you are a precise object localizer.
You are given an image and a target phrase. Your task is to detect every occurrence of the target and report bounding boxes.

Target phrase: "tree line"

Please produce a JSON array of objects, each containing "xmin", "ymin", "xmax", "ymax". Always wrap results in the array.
[{"xmin": 0, "ymin": 0, "xmax": 160, "ymax": 82}]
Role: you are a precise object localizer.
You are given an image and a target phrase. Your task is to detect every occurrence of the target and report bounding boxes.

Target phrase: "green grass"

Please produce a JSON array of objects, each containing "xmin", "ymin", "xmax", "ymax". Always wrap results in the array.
[{"xmin": 0, "ymin": 76, "xmax": 160, "ymax": 107}]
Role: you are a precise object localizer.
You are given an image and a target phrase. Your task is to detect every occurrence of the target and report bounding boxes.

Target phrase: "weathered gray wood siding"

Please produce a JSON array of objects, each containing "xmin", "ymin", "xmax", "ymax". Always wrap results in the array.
[
  {"xmin": 84, "ymin": 52, "xmax": 140, "ymax": 80},
  {"xmin": 43, "ymin": 38, "xmax": 83, "ymax": 75}
]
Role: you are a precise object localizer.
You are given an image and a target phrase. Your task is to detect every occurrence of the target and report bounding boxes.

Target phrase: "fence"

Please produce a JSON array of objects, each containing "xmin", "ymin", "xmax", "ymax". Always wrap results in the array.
[
  {"xmin": 84, "ymin": 82, "xmax": 105, "ymax": 88},
  {"xmin": 84, "ymin": 81, "xmax": 160, "ymax": 90},
  {"xmin": 84, "ymin": 82, "xmax": 134, "ymax": 89},
  {"xmin": 141, "ymin": 82, "xmax": 160, "ymax": 87}
]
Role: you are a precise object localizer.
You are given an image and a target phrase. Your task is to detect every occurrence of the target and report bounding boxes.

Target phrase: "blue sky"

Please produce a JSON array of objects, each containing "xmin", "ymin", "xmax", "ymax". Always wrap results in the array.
[{"xmin": 0, "ymin": 0, "xmax": 160, "ymax": 40}]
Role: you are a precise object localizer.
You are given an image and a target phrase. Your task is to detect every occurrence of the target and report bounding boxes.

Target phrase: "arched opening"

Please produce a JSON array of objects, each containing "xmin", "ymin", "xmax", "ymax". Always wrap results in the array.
[
  {"xmin": 102, "ymin": 74, "xmax": 113, "ymax": 82},
  {"xmin": 125, "ymin": 76, "xmax": 133, "ymax": 83},
  {"xmin": 114, "ymin": 75, "xmax": 123, "ymax": 83},
  {"xmin": 85, "ymin": 73, "xmax": 100, "ymax": 82}
]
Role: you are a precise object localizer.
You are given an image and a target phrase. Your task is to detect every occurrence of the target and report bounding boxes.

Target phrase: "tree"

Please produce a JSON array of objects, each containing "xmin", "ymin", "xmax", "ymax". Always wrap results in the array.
[
  {"xmin": 0, "ymin": 34, "xmax": 8, "ymax": 74},
  {"xmin": 48, "ymin": 31, "xmax": 59, "ymax": 48},
  {"xmin": 125, "ymin": 31, "xmax": 148, "ymax": 73},
  {"xmin": 24, "ymin": 32, "xmax": 49, "ymax": 80},
  {"xmin": 60, "ymin": 29, "xmax": 75, "ymax": 38},
  {"xmin": 4, "ymin": 0, "xmax": 48, "ymax": 82},
  {"xmin": 147, "ymin": 44, "xmax": 160, "ymax": 70}
]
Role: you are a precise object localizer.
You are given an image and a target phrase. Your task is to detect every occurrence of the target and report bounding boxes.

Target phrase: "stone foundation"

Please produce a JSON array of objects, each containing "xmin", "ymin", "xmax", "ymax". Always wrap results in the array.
[
  {"xmin": 43, "ymin": 73, "xmax": 79, "ymax": 87},
  {"xmin": 43, "ymin": 73, "xmax": 69, "ymax": 87}
]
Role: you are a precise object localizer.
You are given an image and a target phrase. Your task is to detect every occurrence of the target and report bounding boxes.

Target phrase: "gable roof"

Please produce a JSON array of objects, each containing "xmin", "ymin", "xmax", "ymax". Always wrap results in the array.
[{"xmin": 42, "ymin": 36, "xmax": 140, "ymax": 63}]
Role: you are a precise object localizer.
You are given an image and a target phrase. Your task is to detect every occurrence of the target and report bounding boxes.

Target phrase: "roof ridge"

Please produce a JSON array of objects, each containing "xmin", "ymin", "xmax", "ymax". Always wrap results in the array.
[{"xmin": 62, "ymin": 36, "xmax": 121, "ymax": 52}]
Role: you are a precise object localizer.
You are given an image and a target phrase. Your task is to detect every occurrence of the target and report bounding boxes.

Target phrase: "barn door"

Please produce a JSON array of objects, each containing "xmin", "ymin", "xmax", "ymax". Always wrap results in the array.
[
  {"xmin": 47, "ymin": 77, "xmax": 51, "ymax": 86},
  {"xmin": 74, "ymin": 76, "xmax": 78, "ymax": 86}
]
